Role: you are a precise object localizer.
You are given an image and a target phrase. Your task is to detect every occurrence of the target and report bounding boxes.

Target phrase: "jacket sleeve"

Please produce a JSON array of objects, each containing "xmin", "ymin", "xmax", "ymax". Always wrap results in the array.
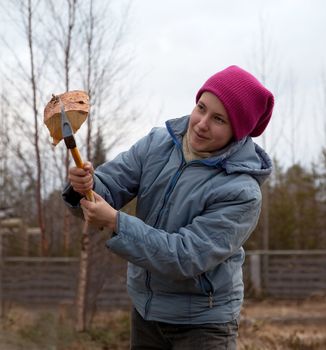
[
  {"xmin": 62, "ymin": 130, "xmax": 153, "ymax": 212},
  {"xmin": 107, "ymin": 182, "xmax": 262, "ymax": 279}
]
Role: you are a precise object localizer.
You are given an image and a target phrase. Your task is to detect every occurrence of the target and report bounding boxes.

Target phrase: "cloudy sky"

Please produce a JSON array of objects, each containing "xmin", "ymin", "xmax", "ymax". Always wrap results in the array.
[
  {"xmin": 1, "ymin": 0, "xmax": 325, "ymax": 168},
  {"xmin": 125, "ymin": 0, "xmax": 326, "ymax": 167}
]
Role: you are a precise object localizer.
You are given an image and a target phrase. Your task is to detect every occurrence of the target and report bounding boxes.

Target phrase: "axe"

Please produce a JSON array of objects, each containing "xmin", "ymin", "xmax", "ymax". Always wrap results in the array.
[
  {"xmin": 59, "ymin": 98, "xmax": 94, "ymax": 202},
  {"xmin": 44, "ymin": 91, "xmax": 95, "ymax": 202}
]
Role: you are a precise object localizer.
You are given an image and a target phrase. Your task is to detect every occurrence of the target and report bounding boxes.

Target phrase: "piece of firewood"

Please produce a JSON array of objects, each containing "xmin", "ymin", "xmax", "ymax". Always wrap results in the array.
[{"xmin": 44, "ymin": 90, "xmax": 89, "ymax": 146}]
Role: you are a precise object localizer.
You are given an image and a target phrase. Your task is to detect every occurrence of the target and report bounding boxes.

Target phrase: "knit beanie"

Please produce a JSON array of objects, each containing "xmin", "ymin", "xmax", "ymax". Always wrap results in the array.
[{"xmin": 196, "ymin": 65, "xmax": 274, "ymax": 141}]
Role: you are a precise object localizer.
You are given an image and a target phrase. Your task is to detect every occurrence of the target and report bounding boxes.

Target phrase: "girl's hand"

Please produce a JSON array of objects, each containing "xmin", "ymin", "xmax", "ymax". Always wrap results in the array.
[
  {"xmin": 68, "ymin": 161, "xmax": 94, "ymax": 195},
  {"xmin": 80, "ymin": 192, "xmax": 117, "ymax": 231}
]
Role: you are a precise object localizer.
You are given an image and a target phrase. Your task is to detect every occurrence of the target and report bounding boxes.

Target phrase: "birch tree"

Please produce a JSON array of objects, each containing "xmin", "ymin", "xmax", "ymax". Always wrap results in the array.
[
  {"xmin": 0, "ymin": 0, "xmax": 49, "ymax": 254},
  {"xmin": 2, "ymin": 0, "xmax": 136, "ymax": 330},
  {"xmin": 250, "ymin": 16, "xmax": 275, "ymax": 252},
  {"xmin": 42, "ymin": 0, "xmax": 135, "ymax": 331}
]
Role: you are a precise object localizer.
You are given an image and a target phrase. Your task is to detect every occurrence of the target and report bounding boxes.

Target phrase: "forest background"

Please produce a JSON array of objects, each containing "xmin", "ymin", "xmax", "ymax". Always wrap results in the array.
[{"xmin": 0, "ymin": 0, "xmax": 325, "ymax": 254}]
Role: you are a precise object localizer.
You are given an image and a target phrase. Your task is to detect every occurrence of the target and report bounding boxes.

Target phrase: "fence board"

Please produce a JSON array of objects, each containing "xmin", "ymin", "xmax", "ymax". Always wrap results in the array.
[
  {"xmin": 246, "ymin": 251, "xmax": 326, "ymax": 298},
  {"xmin": 0, "ymin": 251, "xmax": 325, "ymax": 308},
  {"xmin": 1, "ymin": 256, "xmax": 129, "ymax": 308}
]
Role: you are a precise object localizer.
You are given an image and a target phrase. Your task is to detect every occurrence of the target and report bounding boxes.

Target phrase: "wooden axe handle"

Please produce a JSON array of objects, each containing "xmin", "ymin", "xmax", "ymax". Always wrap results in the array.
[{"xmin": 70, "ymin": 147, "xmax": 95, "ymax": 202}]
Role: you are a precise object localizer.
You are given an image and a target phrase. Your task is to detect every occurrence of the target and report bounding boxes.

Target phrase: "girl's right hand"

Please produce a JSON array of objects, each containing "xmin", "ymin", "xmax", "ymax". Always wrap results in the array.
[{"xmin": 68, "ymin": 161, "xmax": 94, "ymax": 195}]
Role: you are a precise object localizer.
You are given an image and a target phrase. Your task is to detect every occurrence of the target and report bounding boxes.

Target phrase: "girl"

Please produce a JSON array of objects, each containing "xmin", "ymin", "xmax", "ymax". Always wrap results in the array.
[{"xmin": 63, "ymin": 65, "xmax": 274, "ymax": 349}]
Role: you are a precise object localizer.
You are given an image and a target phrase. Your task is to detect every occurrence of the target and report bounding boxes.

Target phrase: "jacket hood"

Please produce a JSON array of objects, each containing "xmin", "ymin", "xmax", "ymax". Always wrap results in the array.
[{"xmin": 166, "ymin": 115, "xmax": 272, "ymax": 186}]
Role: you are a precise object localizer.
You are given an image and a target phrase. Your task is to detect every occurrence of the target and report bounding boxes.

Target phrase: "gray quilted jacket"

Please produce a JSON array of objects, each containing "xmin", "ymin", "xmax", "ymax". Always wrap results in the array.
[{"xmin": 63, "ymin": 115, "xmax": 272, "ymax": 324}]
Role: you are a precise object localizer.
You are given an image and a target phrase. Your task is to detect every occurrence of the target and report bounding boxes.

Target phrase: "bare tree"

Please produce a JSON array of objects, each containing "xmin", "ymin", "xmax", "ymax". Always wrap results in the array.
[
  {"xmin": 1, "ymin": 0, "xmax": 137, "ymax": 331},
  {"xmin": 42, "ymin": 0, "xmax": 136, "ymax": 331},
  {"xmin": 251, "ymin": 15, "xmax": 274, "ymax": 252},
  {"xmin": 0, "ymin": 92, "xmax": 10, "ymax": 208},
  {"xmin": 321, "ymin": 70, "xmax": 326, "ymax": 149},
  {"xmin": 41, "ymin": 0, "xmax": 80, "ymax": 256},
  {"xmin": 27, "ymin": 0, "xmax": 48, "ymax": 254},
  {"xmin": 0, "ymin": 0, "xmax": 49, "ymax": 254},
  {"xmin": 250, "ymin": 14, "xmax": 282, "ymax": 290},
  {"xmin": 75, "ymin": 0, "xmax": 138, "ymax": 331}
]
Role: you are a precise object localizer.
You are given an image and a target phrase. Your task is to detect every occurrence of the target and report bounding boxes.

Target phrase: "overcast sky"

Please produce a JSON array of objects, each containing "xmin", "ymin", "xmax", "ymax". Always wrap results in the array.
[
  {"xmin": 1, "ymin": 0, "xmax": 325, "ymax": 168},
  {"xmin": 124, "ymin": 0, "xmax": 326, "ymax": 167}
]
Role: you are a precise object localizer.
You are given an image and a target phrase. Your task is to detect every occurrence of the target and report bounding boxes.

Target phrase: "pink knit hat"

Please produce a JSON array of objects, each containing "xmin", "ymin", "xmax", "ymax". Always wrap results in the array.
[{"xmin": 196, "ymin": 65, "xmax": 274, "ymax": 140}]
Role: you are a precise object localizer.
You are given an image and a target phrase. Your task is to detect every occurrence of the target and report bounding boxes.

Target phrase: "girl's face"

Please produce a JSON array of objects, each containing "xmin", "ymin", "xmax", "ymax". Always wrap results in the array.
[{"xmin": 188, "ymin": 92, "xmax": 233, "ymax": 152}]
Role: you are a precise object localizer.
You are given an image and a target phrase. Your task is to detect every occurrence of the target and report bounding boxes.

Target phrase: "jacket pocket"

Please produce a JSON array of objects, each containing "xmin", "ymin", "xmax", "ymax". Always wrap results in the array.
[{"xmin": 199, "ymin": 272, "xmax": 214, "ymax": 295}]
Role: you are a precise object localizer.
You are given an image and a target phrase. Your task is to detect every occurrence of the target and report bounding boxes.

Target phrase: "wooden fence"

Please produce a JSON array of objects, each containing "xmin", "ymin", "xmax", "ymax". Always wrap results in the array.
[
  {"xmin": 0, "ymin": 255, "xmax": 128, "ymax": 309},
  {"xmin": 0, "ymin": 250, "xmax": 325, "ymax": 315},
  {"xmin": 245, "ymin": 250, "xmax": 326, "ymax": 298}
]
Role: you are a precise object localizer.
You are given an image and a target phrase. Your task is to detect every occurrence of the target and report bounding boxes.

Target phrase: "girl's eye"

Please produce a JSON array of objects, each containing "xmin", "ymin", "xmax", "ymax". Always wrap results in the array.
[
  {"xmin": 214, "ymin": 116, "xmax": 225, "ymax": 124},
  {"xmin": 197, "ymin": 104, "xmax": 204, "ymax": 111}
]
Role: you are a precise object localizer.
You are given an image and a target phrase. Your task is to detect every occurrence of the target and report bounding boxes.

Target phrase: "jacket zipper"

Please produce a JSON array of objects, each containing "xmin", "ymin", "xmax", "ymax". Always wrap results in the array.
[
  {"xmin": 144, "ymin": 270, "xmax": 153, "ymax": 318},
  {"xmin": 153, "ymin": 161, "xmax": 187, "ymax": 227},
  {"xmin": 206, "ymin": 275, "xmax": 214, "ymax": 308},
  {"xmin": 144, "ymin": 158, "xmax": 215, "ymax": 318},
  {"xmin": 200, "ymin": 273, "xmax": 215, "ymax": 309},
  {"xmin": 208, "ymin": 292, "xmax": 213, "ymax": 308},
  {"xmin": 144, "ymin": 160, "xmax": 187, "ymax": 319}
]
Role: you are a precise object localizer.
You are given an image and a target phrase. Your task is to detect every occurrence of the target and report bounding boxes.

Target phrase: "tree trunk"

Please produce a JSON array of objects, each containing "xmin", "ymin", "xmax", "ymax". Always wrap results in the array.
[
  {"xmin": 75, "ymin": 220, "xmax": 90, "ymax": 332},
  {"xmin": 27, "ymin": 0, "xmax": 48, "ymax": 255}
]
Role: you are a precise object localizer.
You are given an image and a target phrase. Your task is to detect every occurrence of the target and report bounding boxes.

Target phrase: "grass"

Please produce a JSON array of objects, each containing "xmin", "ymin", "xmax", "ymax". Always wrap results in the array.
[
  {"xmin": 0, "ymin": 307, "xmax": 130, "ymax": 350},
  {"xmin": 1, "ymin": 299, "xmax": 326, "ymax": 350}
]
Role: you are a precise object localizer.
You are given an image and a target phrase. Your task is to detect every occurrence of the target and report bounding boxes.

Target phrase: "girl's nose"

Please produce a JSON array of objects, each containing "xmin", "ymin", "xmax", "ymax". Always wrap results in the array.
[{"xmin": 197, "ymin": 115, "xmax": 209, "ymax": 130}]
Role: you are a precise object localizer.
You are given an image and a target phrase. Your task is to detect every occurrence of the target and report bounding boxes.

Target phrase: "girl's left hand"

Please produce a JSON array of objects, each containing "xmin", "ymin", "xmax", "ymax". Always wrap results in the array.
[{"xmin": 80, "ymin": 191, "xmax": 117, "ymax": 231}]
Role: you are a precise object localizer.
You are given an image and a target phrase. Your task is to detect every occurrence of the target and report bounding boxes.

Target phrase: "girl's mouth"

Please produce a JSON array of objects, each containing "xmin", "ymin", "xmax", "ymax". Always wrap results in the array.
[{"xmin": 194, "ymin": 130, "xmax": 209, "ymax": 140}]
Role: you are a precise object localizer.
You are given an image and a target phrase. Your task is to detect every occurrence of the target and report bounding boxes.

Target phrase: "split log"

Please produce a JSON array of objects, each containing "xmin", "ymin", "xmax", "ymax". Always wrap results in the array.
[{"xmin": 44, "ymin": 90, "xmax": 89, "ymax": 145}]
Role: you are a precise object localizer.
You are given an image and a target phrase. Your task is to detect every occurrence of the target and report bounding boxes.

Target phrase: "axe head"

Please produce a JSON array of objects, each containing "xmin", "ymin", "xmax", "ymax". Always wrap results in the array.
[{"xmin": 59, "ymin": 98, "xmax": 76, "ymax": 149}]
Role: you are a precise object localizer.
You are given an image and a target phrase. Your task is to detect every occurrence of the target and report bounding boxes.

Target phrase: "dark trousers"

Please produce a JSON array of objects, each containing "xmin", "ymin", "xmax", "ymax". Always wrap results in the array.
[{"xmin": 130, "ymin": 308, "xmax": 238, "ymax": 350}]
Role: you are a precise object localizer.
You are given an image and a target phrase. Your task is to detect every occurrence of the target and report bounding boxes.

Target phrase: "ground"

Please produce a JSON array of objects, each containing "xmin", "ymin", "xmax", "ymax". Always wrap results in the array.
[
  {"xmin": 0, "ymin": 297, "xmax": 325, "ymax": 349},
  {"xmin": 239, "ymin": 298, "xmax": 326, "ymax": 349}
]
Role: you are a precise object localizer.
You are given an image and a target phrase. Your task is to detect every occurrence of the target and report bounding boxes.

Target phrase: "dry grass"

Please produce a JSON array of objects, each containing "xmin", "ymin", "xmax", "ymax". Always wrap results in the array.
[
  {"xmin": 0, "ymin": 298, "xmax": 325, "ymax": 349},
  {"xmin": 239, "ymin": 298, "xmax": 326, "ymax": 349}
]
